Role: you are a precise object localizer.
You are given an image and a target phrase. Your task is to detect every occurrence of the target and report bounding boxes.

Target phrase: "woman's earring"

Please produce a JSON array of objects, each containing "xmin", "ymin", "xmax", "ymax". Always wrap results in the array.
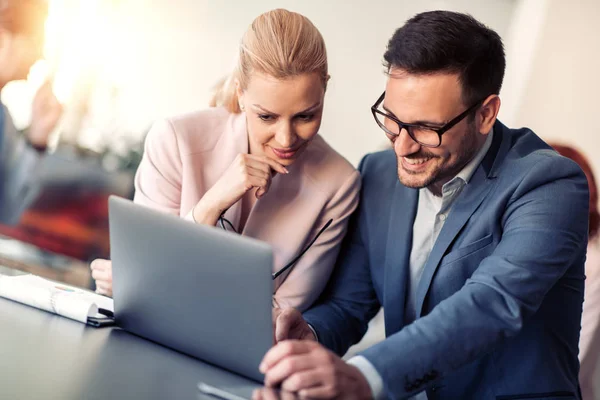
[{"xmin": 239, "ymin": 103, "xmax": 245, "ymax": 111}]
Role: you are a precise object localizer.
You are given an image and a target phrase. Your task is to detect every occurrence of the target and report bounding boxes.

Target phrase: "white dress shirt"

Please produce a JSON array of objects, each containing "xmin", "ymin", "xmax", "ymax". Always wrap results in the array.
[{"xmin": 348, "ymin": 129, "xmax": 494, "ymax": 399}]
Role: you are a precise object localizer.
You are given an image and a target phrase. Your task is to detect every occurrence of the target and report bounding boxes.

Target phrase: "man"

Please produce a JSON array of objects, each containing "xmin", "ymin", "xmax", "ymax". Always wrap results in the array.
[
  {"xmin": 0, "ymin": 0, "xmax": 62, "ymax": 224},
  {"xmin": 259, "ymin": 11, "xmax": 589, "ymax": 400}
]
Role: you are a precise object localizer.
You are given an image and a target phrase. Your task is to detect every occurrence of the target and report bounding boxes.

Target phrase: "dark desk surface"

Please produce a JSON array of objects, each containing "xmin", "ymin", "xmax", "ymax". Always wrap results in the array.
[{"xmin": 0, "ymin": 297, "xmax": 261, "ymax": 400}]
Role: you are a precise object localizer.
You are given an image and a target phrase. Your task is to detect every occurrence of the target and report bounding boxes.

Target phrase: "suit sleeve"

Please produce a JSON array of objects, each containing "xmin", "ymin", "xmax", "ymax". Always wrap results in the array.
[
  {"xmin": 0, "ymin": 108, "xmax": 43, "ymax": 225},
  {"xmin": 273, "ymin": 169, "xmax": 361, "ymax": 312},
  {"xmin": 303, "ymin": 154, "xmax": 382, "ymax": 355},
  {"xmin": 358, "ymin": 156, "xmax": 589, "ymax": 398},
  {"xmin": 133, "ymin": 119, "xmax": 183, "ymax": 215}
]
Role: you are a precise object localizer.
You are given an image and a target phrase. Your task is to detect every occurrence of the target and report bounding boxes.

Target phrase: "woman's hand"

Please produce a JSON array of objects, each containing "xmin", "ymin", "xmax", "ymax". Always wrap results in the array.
[
  {"xmin": 90, "ymin": 259, "xmax": 113, "ymax": 297},
  {"xmin": 193, "ymin": 154, "xmax": 288, "ymax": 225}
]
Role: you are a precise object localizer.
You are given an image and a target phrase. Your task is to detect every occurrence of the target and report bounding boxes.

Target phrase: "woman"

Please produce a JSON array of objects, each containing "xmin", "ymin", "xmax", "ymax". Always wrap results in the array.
[
  {"xmin": 550, "ymin": 143, "xmax": 600, "ymax": 400},
  {"xmin": 0, "ymin": 0, "xmax": 62, "ymax": 224},
  {"xmin": 91, "ymin": 9, "xmax": 360, "ymax": 312}
]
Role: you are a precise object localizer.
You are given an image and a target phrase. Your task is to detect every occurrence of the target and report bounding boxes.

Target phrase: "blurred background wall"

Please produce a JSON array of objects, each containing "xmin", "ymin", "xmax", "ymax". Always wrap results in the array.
[
  {"xmin": 5, "ymin": 0, "xmax": 597, "ymax": 173},
  {"xmin": 503, "ymin": 0, "xmax": 600, "ymax": 178},
  {"xmin": 2, "ymin": 0, "xmax": 516, "ymax": 165}
]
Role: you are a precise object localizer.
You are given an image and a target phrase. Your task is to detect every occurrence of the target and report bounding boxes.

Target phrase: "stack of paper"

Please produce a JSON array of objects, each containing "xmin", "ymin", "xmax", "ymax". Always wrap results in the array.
[{"xmin": 0, "ymin": 274, "xmax": 114, "ymax": 326}]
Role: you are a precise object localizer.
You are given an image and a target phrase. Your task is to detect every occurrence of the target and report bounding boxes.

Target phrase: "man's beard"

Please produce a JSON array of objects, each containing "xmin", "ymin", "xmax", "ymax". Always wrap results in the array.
[{"xmin": 396, "ymin": 123, "xmax": 480, "ymax": 190}]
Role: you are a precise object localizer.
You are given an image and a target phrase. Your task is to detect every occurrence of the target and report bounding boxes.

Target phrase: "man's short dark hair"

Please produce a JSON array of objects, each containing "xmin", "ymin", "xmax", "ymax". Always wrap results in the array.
[{"xmin": 384, "ymin": 11, "xmax": 506, "ymax": 106}]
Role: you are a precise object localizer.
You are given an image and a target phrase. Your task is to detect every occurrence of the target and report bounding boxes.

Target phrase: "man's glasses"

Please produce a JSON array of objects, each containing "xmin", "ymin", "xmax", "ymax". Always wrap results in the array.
[
  {"xmin": 371, "ymin": 91, "xmax": 485, "ymax": 148},
  {"xmin": 218, "ymin": 215, "xmax": 333, "ymax": 280}
]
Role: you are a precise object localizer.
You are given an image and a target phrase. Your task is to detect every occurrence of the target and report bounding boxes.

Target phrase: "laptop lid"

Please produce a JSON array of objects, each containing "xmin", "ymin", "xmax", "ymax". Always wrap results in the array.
[{"xmin": 108, "ymin": 196, "xmax": 273, "ymax": 382}]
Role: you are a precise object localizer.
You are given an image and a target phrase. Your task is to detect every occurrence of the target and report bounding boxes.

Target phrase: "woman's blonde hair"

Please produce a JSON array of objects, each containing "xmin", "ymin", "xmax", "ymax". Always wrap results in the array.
[{"xmin": 210, "ymin": 9, "xmax": 329, "ymax": 113}]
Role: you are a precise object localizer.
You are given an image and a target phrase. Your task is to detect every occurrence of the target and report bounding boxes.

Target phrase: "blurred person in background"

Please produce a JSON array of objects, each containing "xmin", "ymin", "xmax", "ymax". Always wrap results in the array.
[
  {"xmin": 550, "ymin": 143, "xmax": 600, "ymax": 400},
  {"xmin": 91, "ymin": 9, "xmax": 360, "ymax": 312},
  {"xmin": 0, "ymin": 0, "xmax": 63, "ymax": 224}
]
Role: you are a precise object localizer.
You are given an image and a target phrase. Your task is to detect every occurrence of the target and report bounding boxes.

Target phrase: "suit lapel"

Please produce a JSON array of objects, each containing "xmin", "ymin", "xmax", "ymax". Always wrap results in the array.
[
  {"xmin": 414, "ymin": 123, "xmax": 506, "ymax": 317},
  {"xmin": 414, "ymin": 167, "xmax": 493, "ymax": 317},
  {"xmin": 384, "ymin": 181, "xmax": 418, "ymax": 335}
]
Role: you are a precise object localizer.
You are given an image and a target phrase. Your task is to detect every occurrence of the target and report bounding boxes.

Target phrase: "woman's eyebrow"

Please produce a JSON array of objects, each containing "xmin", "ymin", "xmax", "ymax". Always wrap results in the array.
[{"xmin": 252, "ymin": 101, "xmax": 322, "ymax": 115}]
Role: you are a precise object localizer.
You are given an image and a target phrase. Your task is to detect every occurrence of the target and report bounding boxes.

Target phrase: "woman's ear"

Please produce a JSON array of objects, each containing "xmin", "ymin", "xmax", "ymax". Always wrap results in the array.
[{"xmin": 235, "ymin": 79, "xmax": 245, "ymax": 111}]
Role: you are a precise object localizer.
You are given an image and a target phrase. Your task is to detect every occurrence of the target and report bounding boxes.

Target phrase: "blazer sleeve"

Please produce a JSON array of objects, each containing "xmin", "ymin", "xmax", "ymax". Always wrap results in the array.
[
  {"xmin": 133, "ymin": 119, "xmax": 183, "ymax": 215},
  {"xmin": 0, "ymin": 107, "xmax": 43, "ymax": 225},
  {"xmin": 357, "ymin": 156, "xmax": 589, "ymax": 398},
  {"xmin": 273, "ymin": 169, "xmax": 361, "ymax": 312},
  {"xmin": 303, "ymin": 154, "xmax": 383, "ymax": 354}
]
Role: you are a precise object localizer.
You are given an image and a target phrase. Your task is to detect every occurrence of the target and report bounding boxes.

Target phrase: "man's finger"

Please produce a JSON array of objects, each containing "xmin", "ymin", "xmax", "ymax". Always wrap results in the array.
[
  {"xmin": 298, "ymin": 386, "xmax": 336, "ymax": 399},
  {"xmin": 263, "ymin": 354, "xmax": 316, "ymax": 388},
  {"xmin": 252, "ymin": 388, "xmax": 281, "ymax": 400},
  {"xmin": 272, "ymin": 307, "xmax": 283, "ymax": 324},
  {"xmin": 260, "ymin": 340, "xmax": 316, "ymax": 373},
  {"xmin": 272, "ymin": 307, "xmax": 283, "ymax": 344},
  {"xmin": 275, "ymin": 308, "xmax": 302, "ymax": 342},
  {"xmin": 275, "ymin": 313, "xmax": 292, "ymax": 342},
  {"xmin": 280, "ymin": 369, "xmax": 323, "ymax": 393},
  {"xmin": 253, "ymin": 388, "xmax": 300, "ymax": 400},
  {"xmin": 279, "ymin": 390, "xmax": 300, "ymax": 400}
]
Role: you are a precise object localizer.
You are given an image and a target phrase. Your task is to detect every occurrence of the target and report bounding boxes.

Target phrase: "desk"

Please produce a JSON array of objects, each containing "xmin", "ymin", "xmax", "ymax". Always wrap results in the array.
[{"xmin": 0, "ymin": 297, "xmax": 260, "ymax": 400}]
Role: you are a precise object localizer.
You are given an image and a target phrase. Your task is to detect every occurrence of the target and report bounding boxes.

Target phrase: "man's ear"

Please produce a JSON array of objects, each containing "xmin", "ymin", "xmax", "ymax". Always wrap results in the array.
[{"xmin": 478, "ymin": 94, "xmax": 501, "ymax": 134}]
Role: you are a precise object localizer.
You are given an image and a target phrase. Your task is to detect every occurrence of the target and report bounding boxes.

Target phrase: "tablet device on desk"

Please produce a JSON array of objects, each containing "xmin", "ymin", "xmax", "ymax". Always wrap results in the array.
[{"xmin": 108, "ymin": 196, "xmax": 273, "ymax": 382}]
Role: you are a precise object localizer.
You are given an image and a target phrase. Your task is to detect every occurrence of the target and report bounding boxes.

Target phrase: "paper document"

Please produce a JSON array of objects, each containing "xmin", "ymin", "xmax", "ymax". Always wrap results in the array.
[{"xmin": 0, "ymin": 274, "xmax": 114, "ymax": 324}]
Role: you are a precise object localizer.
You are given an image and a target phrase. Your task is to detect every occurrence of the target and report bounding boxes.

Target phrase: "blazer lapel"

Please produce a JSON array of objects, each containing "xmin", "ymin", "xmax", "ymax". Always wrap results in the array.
[
  {"xmin": 414, "ymin": 125, "xmax": 506, "ymax": 317},
  {"xmin": 384, "ymin": 182, "xmax": 418, "ymax": 335},
  {"xmin": 414, "ymin": 167, "xmax": 493, "ymax": 317}
]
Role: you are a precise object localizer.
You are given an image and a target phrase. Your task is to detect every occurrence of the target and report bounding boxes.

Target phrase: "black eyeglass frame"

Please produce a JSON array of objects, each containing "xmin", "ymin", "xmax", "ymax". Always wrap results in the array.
[
  {"xmin": 371, "ymin": 91, "xmax": 487, "ymax": 148},
  {"xmin": 217, "ymin": 214, "xmax": 333, "ymax": 281}
]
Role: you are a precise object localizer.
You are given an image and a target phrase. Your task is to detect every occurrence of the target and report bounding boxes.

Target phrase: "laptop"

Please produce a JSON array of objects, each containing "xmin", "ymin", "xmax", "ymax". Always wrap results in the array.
[{"xmin": 108, "ymin": 195, "xmax": 273, "ymax": 382}]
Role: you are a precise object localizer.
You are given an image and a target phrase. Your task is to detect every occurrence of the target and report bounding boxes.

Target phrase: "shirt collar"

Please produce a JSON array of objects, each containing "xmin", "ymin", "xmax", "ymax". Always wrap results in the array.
[
  {"xmin": 421, "ymin": 128, "xmax": 494, "ymax": 211},
  {"xmin": 454, "ymin": 127, "xmax": 494, "ymax": 185},
  {"xmin": 424, "ymin": 127, "xmax": 494, "ymax": 205}
]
